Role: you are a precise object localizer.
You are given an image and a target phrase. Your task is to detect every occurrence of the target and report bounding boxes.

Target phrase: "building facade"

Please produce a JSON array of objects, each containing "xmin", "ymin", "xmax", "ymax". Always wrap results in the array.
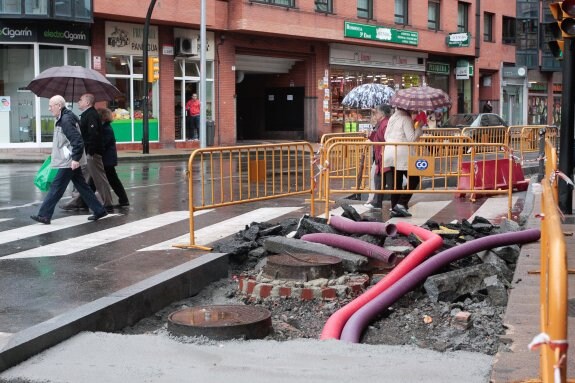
[{"xmin": 0, "ymin": 0, "xmax": 519, "ymax": 149}]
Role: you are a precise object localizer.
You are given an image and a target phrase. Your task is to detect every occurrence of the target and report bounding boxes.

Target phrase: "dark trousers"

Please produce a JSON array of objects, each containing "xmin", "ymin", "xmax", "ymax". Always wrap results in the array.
[
  {"xmin": 38, "ymin": 167, "xmax": 106, "ymax": 219},
  {"xmin": 384, "ymin": 167, "xmax": 420, "ymax": 209},
  {"xmin": 91, "ymin": 167, "xmax": 129, "ymax": 205},
  {"xmin": 191, "ymin": 115, "xmax": 200, "ymax": 139}
]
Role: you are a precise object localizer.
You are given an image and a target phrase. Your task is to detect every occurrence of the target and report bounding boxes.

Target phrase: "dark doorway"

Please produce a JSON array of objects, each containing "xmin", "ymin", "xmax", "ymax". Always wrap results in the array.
[
  {"xmin": 236, "ymin": 74, "xmax": 304, "ymax": 140},
  {"xmin": 264, "ymin": 87, "xmax": 304, "ymax": 137}
]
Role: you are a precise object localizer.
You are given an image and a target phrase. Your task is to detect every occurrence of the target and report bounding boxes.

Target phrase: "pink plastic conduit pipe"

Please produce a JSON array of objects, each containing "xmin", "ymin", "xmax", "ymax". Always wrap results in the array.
[
  {"xmin": 339, "ymin": 228, "xmax": 541, "ymax": 343},
  {"xmin": 328, "ymin": 215, "xmax": 398, "ymax": 237},
  {"xmin": 301, "ymin": 233, "xmax": 396, "ymax": 264},
  {"xmin": 320, "ymin": 222, "xmax": 443, "ymax": 340}
]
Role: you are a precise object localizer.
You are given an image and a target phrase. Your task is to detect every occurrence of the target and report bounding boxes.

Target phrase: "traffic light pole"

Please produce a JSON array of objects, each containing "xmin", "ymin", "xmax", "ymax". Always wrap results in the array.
[
  {"xmin": 558, "ymin": 38, "xmax": 575, "ymax": 213},
  {"xmin": 141, "ymin": 0, "xmax": 157, "ymax": 155}
]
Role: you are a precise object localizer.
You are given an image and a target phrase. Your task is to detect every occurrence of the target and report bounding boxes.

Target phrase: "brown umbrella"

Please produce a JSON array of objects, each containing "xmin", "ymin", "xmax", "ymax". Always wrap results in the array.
[
  {"xmin": 390, "ymin": 85, "xmax": 451, "ymax": 111},
  {"xmin": 26, "ymin": 65, "xmax": 122, "ymax": 102}
]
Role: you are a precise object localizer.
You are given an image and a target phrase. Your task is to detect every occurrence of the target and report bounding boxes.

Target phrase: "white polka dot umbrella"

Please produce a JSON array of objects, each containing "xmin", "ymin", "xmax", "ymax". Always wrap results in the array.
[{"xmin": 342, "ymin": 83, "xmax": 395, "ymax": 109}]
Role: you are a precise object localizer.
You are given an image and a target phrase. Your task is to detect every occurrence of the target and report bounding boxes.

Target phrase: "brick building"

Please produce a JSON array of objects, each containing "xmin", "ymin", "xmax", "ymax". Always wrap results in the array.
[{"xmin": 0, "ymin": 0, "xmax": 520, "ymax": 149}]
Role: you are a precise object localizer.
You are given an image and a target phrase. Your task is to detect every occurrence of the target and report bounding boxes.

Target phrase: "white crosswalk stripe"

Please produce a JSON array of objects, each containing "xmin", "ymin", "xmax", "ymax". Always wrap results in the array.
[
  {"xmin": 140, "ymin": 207, "xmax": 304, "ymax": 251},
  {"xmin": 470, "ymin": 196, "xmax": 519, "ymax": 221},
  {"xmin": 388, "ymin": 200, "xmax": 452, "ymax": 226},
  {"xmin": 0, "ymin": 211, "xmax": 210, "ymax": 260}
]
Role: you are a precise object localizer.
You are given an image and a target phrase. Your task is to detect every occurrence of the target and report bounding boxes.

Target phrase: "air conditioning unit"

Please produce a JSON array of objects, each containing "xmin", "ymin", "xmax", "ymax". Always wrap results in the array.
[{"xmin": 176, "ymin": 37, "xmax": 198, "ymax": 56}]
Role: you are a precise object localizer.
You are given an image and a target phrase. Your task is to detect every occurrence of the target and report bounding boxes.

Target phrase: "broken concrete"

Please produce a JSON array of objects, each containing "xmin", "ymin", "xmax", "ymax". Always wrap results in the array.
[{"xmin": 483, "ymin": 275, "xmax": 508, "ymax": 306}]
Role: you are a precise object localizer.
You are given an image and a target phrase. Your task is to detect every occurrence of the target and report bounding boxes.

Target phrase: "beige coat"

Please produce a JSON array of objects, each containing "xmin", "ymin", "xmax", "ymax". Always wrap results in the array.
[{"xmin": 383, "ymin": 109, "xmax": 423, "ymax": 171}]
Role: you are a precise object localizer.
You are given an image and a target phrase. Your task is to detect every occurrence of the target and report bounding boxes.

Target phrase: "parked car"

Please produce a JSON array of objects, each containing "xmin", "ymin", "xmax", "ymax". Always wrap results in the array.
[{"xmin": 441, "ymin": 113, "xmax": 508, "ymax": 128}]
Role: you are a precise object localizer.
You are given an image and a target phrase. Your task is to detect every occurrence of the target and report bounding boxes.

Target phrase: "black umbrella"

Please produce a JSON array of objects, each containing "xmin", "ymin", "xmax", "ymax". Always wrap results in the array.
[{"xmin": 26, "ymin": 65, "xmax": 122, "ymax": 102}]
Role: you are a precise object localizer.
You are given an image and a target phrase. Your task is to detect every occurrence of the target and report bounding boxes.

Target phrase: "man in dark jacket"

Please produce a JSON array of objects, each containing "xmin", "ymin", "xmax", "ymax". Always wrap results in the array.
[
  {"xmin": 31, "ymin": 95, "xmax": 107, "ymax": 224},
  {"xmin": 61, "ymin": 93, "xmax": 113, "ymax": 210}
]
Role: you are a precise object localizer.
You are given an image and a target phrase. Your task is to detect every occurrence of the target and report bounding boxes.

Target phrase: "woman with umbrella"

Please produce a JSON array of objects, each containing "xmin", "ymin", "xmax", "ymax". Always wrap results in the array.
[{"xmin": 382, "ymin": 107, "xmax": 424, "ymax": 217}]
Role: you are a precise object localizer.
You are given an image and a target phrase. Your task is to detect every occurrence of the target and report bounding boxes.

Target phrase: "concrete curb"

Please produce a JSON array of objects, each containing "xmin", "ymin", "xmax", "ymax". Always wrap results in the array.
[{"xmin": 0, "ymin": 253, "xmax": 229, "ymax": 373}]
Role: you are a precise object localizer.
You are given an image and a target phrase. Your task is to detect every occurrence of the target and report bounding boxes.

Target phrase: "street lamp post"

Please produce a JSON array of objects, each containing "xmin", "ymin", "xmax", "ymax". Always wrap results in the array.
[
  {"xmin": 199, "ymin": 0, "xmax": 207, "ymax": 148},
  {"xmin": 141, "ymin": 0, "xmax": 157, "ymax": 155}
]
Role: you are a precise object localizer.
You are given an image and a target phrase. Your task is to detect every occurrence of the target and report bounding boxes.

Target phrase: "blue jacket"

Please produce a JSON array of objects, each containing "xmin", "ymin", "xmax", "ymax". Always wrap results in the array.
[{"xmin": 101, "ymin": 121, "xmax": 118, "ymax": 167}]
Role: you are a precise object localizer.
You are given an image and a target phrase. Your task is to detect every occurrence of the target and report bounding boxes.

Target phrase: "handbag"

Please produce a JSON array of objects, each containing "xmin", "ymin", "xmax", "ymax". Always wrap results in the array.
[{"xmin": 34, "ymin": 155, "xmax": 59, "ymax": 192}]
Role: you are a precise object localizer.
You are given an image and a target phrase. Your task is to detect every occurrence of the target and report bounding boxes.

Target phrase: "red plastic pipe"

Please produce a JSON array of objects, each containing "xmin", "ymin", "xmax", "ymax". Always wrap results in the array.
[{"xmin": 320, "ymin": 222, "xmax": 443, "ymax": 340}]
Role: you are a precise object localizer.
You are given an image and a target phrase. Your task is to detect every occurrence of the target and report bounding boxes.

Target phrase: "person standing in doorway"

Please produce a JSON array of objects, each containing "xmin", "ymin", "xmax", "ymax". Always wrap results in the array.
[
  {"xmin": 31, "ymin": 95, "xmax": 107, "ymax": 224},
  {"xmin": 185, "ymin": 93, "xmax": 200, "ymax": 140},
  {"xmin": 483, "ymin": 100, "xmax": 493, "ymax": 113}
]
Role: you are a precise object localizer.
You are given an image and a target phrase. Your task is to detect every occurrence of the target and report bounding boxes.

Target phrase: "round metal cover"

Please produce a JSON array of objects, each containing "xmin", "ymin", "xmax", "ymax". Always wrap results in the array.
[
  {"xmin": 167, "ymin": 305, "xmax": 271, "ymax": 340},
  {"xmin": 262, "ymin": 253, "xmax": 343, "ymax": 281}
]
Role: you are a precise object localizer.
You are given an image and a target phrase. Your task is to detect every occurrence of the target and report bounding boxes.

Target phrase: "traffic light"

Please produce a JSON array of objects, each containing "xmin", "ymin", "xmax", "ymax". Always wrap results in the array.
[
  {"xmin": 147, "ymin": 57, "xmax": 159, "ymax": 83},
  {"xmin": 547, "ymin": 1, "xmax": 575, "ymax": 59}
]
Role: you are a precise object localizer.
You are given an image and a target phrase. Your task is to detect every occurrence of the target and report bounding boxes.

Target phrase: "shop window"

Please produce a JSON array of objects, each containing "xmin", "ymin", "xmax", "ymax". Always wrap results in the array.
[
  {"xmin": 457, "ymin": 2, "xmax": 469, "ymax": 32},
  {"xmin": 40, "ymin": 45, "xmax": 64, "ymax": 72},
  {"xmin": 357, "ymin": 0, "xmax": 372, "ymax": 19},
  {"xmin": 106, "ymin": 54, "xmax": 159, "ymax": 143},
  {"xmin": 315, "ymin": 0, "xmax": 332, "ymax": 13},
  {"xmin": 67, "ymin": 47, "xmax": 87, "ymax": 67},
  {"xmin": 0, "ymin": 0, "xmax": 20, "ymax": 14},
  {"xmin": 395, "ymin": 0, "xmax": 408, "ymax": 25},
  {"xmin": 25, "ymin": 0, "xmax": 47, "ymax": 15},
  {"xmin": 249, "ymin": 0, "xmax": 294, "ymax": 7},
  {"xmin": 484, "ymin": 12, "xmax": 494, "ymax": 42},
  {"xmin": 502, "ymin": 16, "xmax": 516, "ymax": 44},
  {"xmin": 428, "ymin": 0, "xmax": 440, "ymax": 31}
]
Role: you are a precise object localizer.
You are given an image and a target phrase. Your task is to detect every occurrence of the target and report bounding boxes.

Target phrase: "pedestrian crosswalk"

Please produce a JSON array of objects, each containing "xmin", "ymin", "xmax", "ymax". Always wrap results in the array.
[{"xmin": 0, "ymin": 196, "xmax": 523, "ymax": 261}]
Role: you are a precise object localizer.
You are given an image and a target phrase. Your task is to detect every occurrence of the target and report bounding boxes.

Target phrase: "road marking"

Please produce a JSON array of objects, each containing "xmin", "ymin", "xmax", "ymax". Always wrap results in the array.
[
  {"xmin": 140, "ymin": 207, "xmax": 303, "ymax": 251},
  {"xmin": 0, "ymin": 211, "xmax": 211, "ymax": 260},
  {"xmin": 0, "ymin": 201, "xmax": 43, "ymax": 211},
  {"xmin": 0, "ymin": 218, "xmax": 11, "ymax": 223},
  {"xmin": 0, "ymin": 215, "xmax": 121, "ymax": 245},
  {"xmin": 470, "ymin": 196, "xmax": 518, "ymax": 221},
  {"xmin": 388, "ymin": 200, "xmax": 452, "ymax": 226}
]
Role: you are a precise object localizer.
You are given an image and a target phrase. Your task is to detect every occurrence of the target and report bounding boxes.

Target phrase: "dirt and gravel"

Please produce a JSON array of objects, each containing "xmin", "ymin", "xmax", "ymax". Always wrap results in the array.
[{"xmin": 120, "ymin": 209, "xmax": 519, "ymax": 357}]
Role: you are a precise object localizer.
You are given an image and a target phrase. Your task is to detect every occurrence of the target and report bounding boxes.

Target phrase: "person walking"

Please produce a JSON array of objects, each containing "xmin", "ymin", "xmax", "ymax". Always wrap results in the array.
[
  {"xmin": 185, "ymin": 93, "xmax": 200, "ymax": 140},
  {"xmin": 365, "ymin": 104, "xmax": 392, "ymax": 209},
  {"xmin": 61, "ymin": 93, "xmax": 113, "ymax": 210},
  {"xmin": 383, "ymin": 108, "xmax": 424, "ymax": 217},
  {"xmin": 31, "ymin": 95, "xmax": 108, "ymax": 224},
  {"xmin": 96, "ymin": 108, "xmax": 130, "ymax": 208}
]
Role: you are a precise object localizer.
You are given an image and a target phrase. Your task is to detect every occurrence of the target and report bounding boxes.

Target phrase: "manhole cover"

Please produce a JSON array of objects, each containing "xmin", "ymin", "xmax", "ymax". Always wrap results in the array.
[
  {"xmin": 167, "ymin": 305, "xmax": 271, "ymax": 340},
  {"xmin": 262, "ymin": 253, "xmax": 343, "ymax": 281}
]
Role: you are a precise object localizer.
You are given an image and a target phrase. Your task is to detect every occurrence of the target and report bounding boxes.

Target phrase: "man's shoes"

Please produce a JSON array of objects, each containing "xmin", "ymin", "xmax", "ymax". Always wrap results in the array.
[
  {"xmin": 88, "ymin": 211, "xmax": 108, "ymax": 221},
  {"xmin": 114, "ymin": 202, "xmax": 130, "ymax": 208},
  {"xmin": 30, "ymin": 215, "xmax": 51, "ymax": 224},
  {"xmin": 104, "ymin": 205, "xmax": 115, "ymax": 213},
  {"xmin": 390, "ymin": 210, "xmax": 401, "ymax": 218},
  {"xmin": 364, "ymin": 203, "xmax": 381, "ymax": 210},
  {"xmin": 392, "ymin": 204, "xmax": 412, "ymax": 217}
]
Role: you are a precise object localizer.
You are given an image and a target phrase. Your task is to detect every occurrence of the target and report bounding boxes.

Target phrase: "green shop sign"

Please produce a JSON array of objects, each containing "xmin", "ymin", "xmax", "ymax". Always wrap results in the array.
[
  {"xmin": 426, "ymin": 62, "xmax": 450, "ymax": 75},
  {"xmin": 344, "ymin": 21, "xmax": 418, "ymax": 46},
  {"xmin": 446, "ymin": 32, "xmax": 470, "ymax": 48}
]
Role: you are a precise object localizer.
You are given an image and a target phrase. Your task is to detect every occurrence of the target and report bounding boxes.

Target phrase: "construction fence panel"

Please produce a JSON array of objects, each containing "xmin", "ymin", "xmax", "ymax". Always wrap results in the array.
[
  {"xmin": 177, "ymin": 142, "xmax": 315, "ymax": 250},
  {"xmin": 323, "ymin": 141, "xmax": 515, "ymax": 219}
]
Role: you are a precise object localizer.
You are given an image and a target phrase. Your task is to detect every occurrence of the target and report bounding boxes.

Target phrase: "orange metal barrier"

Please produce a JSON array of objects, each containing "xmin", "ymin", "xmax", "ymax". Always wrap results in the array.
[
  {"xmin": 421, "ymin": 127, "xmax": 463, "ymax": 137},
  {"xmin": 534, "ymin": 140, "xmax": 568, "ymax": 382},
  {"xmin": 461, "ymin": 126, "xmax": 508, "ymax": 154},
  {"xmin": 175, "ymin": 142, "xmax": 315, "ymax": 250},
  {"xmin": 507, "ymin": 126, "xmax": 559, "ymax": 165},
  {"xmin": 319, "ymin": 131, "xmax": 367, "ymax": 146},
  {"xmin": 323, "ymin": 141, "xmax": 515, "ymax": 219},
  {"xmin": 314, "ymin": 135, "xmax": 369, "ymax": 202}
]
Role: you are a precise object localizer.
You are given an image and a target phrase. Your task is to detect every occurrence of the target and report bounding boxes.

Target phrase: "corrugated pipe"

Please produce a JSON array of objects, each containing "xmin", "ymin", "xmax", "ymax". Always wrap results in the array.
[
  {"xmin": 301, "ymin": 233, "xmax": 396, "ymax": 264},
  {"xmin": 339, "ymin": 228, "xmax": 541, "ymax": 343},
  {"xmin": 328, "ymin": 215, "xmax": 397, "ymax": 237},
  {"xmin": 320, "ymin": 222, "xmax": 442, "ymax": 340}
]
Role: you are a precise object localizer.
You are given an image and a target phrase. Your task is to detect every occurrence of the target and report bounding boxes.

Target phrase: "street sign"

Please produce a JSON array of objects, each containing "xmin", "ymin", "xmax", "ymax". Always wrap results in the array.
[
  {"xmin": 344, "ymin": 21, "xmax": 418, "ymax": 46},
  {"xmin": 446, "ymin": 32, "xmax": 471, "ymax": 47}
]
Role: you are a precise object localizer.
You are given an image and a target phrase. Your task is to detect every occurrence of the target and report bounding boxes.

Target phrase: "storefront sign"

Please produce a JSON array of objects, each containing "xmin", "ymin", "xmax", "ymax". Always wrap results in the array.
[
  {"xmin": 344, "ymin": 22, "xmax": 418, "ymax": 46},
  {"xmin": 455, "ymin": 60, "xmax": 470, "ymax": 80},
  {"xmin": 502, "ymin": 66, "xmax": 527, "ymax": 78},
  {"xmin": 446, "ymin": 32, "xmax": 470, "ymax": 48},
  {"xmin": 105, "ymin": 21, "xmax": 159, "ymax": 55},
  {"xmin": 93, "ymin": 56, "xmax": 101, "ymax": 70},
  {"xmin": 329, "ymin": 43, "xmax": 426, "ymax": 72},
  {"xmin": 0, "ymin": 21, "xmax": 90, "ymax": 45},
  {"xmin": 426, "ymin": 62, "xmax": 450, "ymax": 75},
  {"xmin": 0, "ymin": 96, "xmax": 10, "ymax": 112}
]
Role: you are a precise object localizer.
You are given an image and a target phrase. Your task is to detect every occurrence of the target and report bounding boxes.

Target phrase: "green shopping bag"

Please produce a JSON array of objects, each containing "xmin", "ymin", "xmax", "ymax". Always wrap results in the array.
[{"xmin": 34, "ymin": 156, "xmax": 58, "ymax": 192}]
